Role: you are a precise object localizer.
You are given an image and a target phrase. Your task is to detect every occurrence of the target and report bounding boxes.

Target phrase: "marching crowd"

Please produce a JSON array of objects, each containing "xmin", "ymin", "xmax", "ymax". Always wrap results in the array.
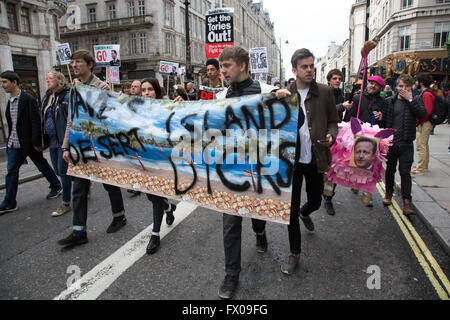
[{"xmin": 0, "ymin": 44, "xmax": 448, "ymax": 299}]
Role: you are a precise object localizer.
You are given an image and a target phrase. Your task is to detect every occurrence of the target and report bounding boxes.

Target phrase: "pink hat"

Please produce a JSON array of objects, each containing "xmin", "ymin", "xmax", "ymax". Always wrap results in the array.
[{"xmin": 368, "ymin": 75, "xmax": 385, "ymax": 88}]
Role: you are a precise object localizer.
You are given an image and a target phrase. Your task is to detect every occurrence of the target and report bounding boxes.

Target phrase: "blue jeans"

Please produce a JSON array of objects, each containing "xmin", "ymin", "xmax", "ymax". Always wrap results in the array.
[
  {"xmin": 2, "ymin": 147, "xmax": 61, "ymax": 208},
  {"xmin": 49, "ymin": 147, "xmax": 72, "ymax": 204}
]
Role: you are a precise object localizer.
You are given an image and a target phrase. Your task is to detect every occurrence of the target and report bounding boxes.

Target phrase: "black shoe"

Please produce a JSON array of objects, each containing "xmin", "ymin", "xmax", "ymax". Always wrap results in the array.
[
  {"xmin": 0, "ymin": 203, "xmax": 18, "ymax": 215},
  {"xmin": 47, "ymin": 188, "xmax": 62, "ymax": 199},
  {"xmin": 146, "ymin": 235, "xmax": 160, "ymax": 254},
  {"xmin": 218, "ymin": 274, "xmax": 239, "ymax": 300},
  {"xmin": 106, "ymin": 215, "xmax": 127, "ymax": 233},
  {"xmin": 127, "ymin": 190, "xmax": 141, "ymax": 197},
  {"xmin": 280, "ymin": 254, "xmax": 300, "ymax": 275},
  {"xmin": 323, "ymin": 197, "xmax": 335, "ymax": 216},
  {"xmin": 57, "ymin": 230, "xmax": 88, "ymax": 246},
  {"xmin": 165, "ymin": 204, "xmax": 176, "ymax": 226},
  {"xmin": 300, "ymin": 215, "xmax": 315, "ymax": 231},
  {"xmin": 256, "ymin": 232, "xmax": 267, "ymax": 253}
]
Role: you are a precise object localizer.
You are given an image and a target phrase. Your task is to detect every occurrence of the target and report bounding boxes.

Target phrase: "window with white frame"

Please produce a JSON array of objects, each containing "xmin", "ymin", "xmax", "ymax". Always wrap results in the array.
[
  {"xmin": 88, "ymin": 7, "xmax": 96, "ymax": 23},
  {"xmin": 108, "ymin": 4, "xmax": 116, "ymax": 20},
  {"xmin": 128, "ymin": 1, "xmax": 135, "ymax": 17},
  {"xmin": 400, "ymin": 0, "xmax": 413, "ymax": 10},
  {"xmin": 7, "ymin": 3, "xmax": 18, "ymax": 32},
  {"xmin": 165, "ymin": 33, "xmax": 173, "ymax": 55},
  {"xmin": 164, "ymin": 2, "xmax": 172, "ymax": 27},
  {"xmin": 181, "ymin": 9, "xmax": 185, "ymax": 33},
  {"xmin": 434, "ymin": 22, "xmax": 450, "ymax": 48},
  {"xmin": 140, "ymin": 32, "xmax": 147, "ymax": 53},
  {"xmin": 138, "ymin": 0, "xmax": 145, "ymax": 16},
  {"xmin": 399, "ymin": 26, "xmax": 410, "ymax": 51},
  {"xmin": 130, "ymin": 33, "xmax": 137, "ymax": 54},
  {"xmin": 20, "ymin": 7, "xmax": 30, "ymax": 33}
]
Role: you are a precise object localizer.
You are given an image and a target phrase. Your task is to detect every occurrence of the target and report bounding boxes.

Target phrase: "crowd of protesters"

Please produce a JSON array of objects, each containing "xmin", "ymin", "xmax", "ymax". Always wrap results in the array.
[{"xmin": 0, "ymin": 44, "xmax": 448, "ymax": 300}]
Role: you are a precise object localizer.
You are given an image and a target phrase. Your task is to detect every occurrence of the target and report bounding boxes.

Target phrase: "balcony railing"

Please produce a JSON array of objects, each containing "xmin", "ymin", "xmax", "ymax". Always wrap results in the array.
[{"xmin": 60, "ymin": 14, "xmax": 153, "ymax": 36}]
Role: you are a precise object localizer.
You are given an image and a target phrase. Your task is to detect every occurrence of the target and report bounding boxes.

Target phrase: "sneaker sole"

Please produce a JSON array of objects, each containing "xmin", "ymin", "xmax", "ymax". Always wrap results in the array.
[
  {"xmin": 51, "ymin": 209, "xmax": 71, "ymax": 217},
  {"xmin": 0, "ymin": 206, "xmax": 18, "ymax": 215}
]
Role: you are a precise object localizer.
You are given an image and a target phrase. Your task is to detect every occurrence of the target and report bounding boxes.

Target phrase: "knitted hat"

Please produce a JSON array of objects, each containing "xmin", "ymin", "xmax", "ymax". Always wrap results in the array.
[{"xmin": 368, "ymin": 75, "xmax": 385, "ymax": 88}]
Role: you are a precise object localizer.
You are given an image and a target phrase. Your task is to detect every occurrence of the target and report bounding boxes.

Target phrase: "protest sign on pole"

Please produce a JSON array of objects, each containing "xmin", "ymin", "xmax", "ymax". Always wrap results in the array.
[
  {"xmin": 93, "ymin": 44, "xmax": 121, "ymax": 67},
  {"xmin": 249, "ymin": 47, "xmax": 269, "ymax": 74},
  {"xmin": 106, "ymin": 66, "xmax": 120, "ymax": 85},
  {"xmin": 205, "ymin": 8, "xmax": 234, "ymax": 59},
  {"xmin": 56, "ymin": 43, "xmax": 73, "ymax": 84},
  {"xmin": 159, "ymin": 61, "xmax": 179, "ymax": 75}
]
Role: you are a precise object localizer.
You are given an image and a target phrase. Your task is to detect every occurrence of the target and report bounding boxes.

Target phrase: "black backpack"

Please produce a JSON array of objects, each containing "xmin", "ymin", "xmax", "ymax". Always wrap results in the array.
[{"xmin": 423, "ymin": 90, "xmax": 448, "ymax": 125}]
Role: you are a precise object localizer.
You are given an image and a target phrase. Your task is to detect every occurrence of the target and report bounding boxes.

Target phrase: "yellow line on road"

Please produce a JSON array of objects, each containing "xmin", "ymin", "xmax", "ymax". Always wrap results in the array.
[{"xmin": 376, "ymin": 183, "xmax": 449, "ymax": 300}]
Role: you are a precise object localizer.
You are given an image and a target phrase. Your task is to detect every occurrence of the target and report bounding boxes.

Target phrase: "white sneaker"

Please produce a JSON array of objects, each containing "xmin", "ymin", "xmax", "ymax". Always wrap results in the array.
[{"xmin": 51, "ymin": 204, "xmax": 71, "ymax": 217}]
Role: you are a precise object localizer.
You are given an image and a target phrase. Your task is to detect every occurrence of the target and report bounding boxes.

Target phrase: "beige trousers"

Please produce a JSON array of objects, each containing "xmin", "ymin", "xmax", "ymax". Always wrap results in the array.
[{"xmin": 416, "ymin": 121, "xmax": 433, "ymax": 172}]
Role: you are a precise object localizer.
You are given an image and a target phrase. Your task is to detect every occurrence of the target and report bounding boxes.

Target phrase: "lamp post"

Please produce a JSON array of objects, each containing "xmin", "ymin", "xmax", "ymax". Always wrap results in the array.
[
  {"xmin": 276, "ymin": 38, "xmax": 288, "ymax": 84},
  {"xmin": 184, "ymin": 1, "xmax": 193, "ymax": 82}
]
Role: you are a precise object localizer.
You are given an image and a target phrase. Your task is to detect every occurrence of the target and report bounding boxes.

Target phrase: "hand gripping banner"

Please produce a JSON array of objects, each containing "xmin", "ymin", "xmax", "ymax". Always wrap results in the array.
[{"xmin": 67, "ymin": 85, "xmax": 299, "ymax": 224}]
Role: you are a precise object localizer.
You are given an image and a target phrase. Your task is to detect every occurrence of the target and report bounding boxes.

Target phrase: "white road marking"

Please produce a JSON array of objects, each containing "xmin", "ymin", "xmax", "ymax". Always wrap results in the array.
[{"xmin": 54, "ymin": 201, "xmax": 198, "ymax": 300}]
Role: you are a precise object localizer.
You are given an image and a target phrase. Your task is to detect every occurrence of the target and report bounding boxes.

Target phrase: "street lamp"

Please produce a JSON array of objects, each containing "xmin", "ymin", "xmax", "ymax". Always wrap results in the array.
[
  {"xmin": 184, "ymin": 1, "xmax": 193, "ymax": 82},
  {"xmin": 274, "ymin": 38, "xmax": 289, "ymax": 84}
]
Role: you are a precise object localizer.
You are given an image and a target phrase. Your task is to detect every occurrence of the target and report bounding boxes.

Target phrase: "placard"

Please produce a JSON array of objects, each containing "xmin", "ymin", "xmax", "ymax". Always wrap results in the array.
[
  {"xmin": 93, "ymin": 44, "xmax": 121, "ymax": 66},
  {"xmin": 205, "ymin": 8, "xmax": 234, "ymax": 59},
  {"xmin": 57, "ymin": 43, "xmax": 72, "ymax": 65},
  {"xmin": 249, "ymin": 47, "xmax": 268, "ymax": 74}
]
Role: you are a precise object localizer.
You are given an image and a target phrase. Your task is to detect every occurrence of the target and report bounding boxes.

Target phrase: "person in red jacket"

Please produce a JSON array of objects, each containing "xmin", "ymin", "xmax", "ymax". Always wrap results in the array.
[{"xmin": 412, "ymin": 73, "xmax": 435, "ymax": 175}]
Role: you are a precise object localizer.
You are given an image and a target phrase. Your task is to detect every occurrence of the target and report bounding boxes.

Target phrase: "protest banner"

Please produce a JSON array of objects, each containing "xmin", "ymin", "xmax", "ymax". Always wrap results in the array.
[
  {"xmin": 198, "ymin": 85, "xmax": 224, "ymax": 100},
  {"xmin": 93, "ymin": 44, "xmax": 121, "ymax": 67},
  {"xmin": 67, "ymin": 84, "xmax": 300, "ymax": 224},
  {"xmin": 205, "ymin": 8, "xmax": 234, "ymax": 59}
]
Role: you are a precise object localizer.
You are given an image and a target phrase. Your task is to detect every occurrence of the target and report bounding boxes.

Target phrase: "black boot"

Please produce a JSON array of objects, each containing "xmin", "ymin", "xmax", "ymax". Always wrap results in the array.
[
  {"xmin": 323, "ymin": 196, "xmax": 335, "ymax": 216},
  {"xmin": 165, "ymin": 203, "xmax": 176, "ymax": 226},
  {"xmin": 146, "ymin": 235, "xmax": 160, "ymax": 254}
]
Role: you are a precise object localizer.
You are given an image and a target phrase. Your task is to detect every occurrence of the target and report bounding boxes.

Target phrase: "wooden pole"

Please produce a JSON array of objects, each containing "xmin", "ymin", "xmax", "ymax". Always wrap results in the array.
[
  {"xmin": 66, "ymin": 64, "xmax": 73, "ymax": 85},
  {"xmin": 166, "ymin": 75, "xmax": 170, "ymax": 98}
]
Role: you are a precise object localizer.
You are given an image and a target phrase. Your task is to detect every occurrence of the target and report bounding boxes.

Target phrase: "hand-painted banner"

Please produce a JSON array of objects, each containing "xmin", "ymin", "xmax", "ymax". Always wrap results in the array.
[{"xmin": 67, "ymin": 84, "xmax": 299, "ymax": 224}]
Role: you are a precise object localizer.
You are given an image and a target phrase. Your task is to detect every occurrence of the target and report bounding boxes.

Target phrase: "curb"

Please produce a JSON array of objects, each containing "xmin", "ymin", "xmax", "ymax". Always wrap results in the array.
[{"xmin": 395, "ymin": 182, "xmax": 450, "ymax": 257}]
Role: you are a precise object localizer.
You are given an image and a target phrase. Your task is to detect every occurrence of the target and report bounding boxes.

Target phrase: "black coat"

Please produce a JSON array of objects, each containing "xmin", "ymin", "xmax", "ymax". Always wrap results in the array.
[
  {"xmin": 5, "ymin": 90, "xmax": 42, "ymax": 156},
  {"xmin": 343, "ymin": 90, "xmax": 385, "ymax": 125},
  {"xmin": 382, "ymin": 93, "xmax": 427, "ymax": 144}
]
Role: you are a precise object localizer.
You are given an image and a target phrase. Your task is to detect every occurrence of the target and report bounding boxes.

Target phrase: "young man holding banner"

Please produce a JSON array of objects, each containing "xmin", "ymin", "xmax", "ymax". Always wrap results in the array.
[
  {"xmin": 217, "ymin": 46, "xmax": 277, "ymax": 300},
  {"xmin": 58, "ymin": 50, "xmax": 128, "ymax": 247}
]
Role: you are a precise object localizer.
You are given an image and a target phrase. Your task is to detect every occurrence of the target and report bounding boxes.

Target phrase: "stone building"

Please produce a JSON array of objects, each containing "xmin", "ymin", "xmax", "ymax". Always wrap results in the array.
[
  {"xmin": 0, "ymin": 0, "xmax": 67, "ymax": 142},
  {"xmin": 220, "ymin": 0, "xmax": 280, "ymax": 82},
  {"xmin": 59, "ymin": 0, "xmax": 215, "ymax": 87},
  {"xmin": 367, "ymin": 0, "xmax": 450, "ymax": 86}
]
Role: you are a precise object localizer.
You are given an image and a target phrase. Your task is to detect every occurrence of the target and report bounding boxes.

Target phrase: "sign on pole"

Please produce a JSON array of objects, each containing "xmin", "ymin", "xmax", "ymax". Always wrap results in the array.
[
  {"xmin": 205, "ymin": 8, "xmax": 234, "ymax": 59},
  {"xmin": 249, "ymin": 47, "xmax": 268, "ymax": 74},
  {"xmin": 57, "ymin": 43, "xmax": 72, "ymax": 65},
  {"xmin": 106, "ymin": 66, "xmax": 120, "ymax": 84},
  {"xmin": 93, "ymin": 44, "xmax": 121, "ymax": 67},
  {"xmin": 159, "ymin": 61, "xmax": 179, "ymax": 75}
]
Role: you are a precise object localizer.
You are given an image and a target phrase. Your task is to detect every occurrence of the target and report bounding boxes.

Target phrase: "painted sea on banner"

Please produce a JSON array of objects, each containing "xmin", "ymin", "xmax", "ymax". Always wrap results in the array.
[{"xmin": 67, "ymin": 85, "xmax": 299, "ymax": 224}]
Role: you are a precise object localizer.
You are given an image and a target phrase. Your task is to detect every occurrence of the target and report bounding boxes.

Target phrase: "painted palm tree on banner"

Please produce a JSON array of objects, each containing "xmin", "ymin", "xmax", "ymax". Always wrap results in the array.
[
  {"xmin": 129, "ymin": 134, "xmax": 147, "ymax": 171},
  {"xmin": 81, "ymin": 119, "xmax": 100, "ymax": 161}
]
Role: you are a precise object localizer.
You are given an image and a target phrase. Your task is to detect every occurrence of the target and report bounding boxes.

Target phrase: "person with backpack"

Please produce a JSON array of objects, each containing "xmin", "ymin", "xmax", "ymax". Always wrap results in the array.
[{"xmin": 412, "ymin": 73, "xmax": 440, "ymax": 175}]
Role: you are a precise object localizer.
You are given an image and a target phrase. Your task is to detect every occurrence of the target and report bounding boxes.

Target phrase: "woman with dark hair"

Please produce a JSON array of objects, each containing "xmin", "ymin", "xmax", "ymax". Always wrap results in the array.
[{"xmin": 140, "ymin": 78, "xmax": 176, "ymax": 254}]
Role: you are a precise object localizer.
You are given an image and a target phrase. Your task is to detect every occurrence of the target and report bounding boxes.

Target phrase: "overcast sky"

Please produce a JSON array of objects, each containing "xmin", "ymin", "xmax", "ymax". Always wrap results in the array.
[{"xmin": 258, "ymin": 0, "xmax": 358, "ymax": 79}]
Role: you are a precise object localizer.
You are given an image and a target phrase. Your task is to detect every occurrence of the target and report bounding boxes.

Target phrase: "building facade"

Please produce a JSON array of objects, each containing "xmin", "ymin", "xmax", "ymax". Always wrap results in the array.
[
  {"xmin": 0, "ymin": 0, "xmax": 66, "ymax": 142},
  {"xmin": 367, "ymin": 0, "xmax": 450, "ymax": 86},
  {"xmin": 60, "ymin": 0, "xmax": 215, "ymax": 86},
  {"xmin": 221, "ymin": 0, "xmax": 280, "ymax": 82}
]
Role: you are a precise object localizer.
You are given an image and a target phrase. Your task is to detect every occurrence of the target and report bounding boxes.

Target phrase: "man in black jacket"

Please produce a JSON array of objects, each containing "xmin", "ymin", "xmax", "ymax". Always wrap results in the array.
[
  {"xmin": 216, "ymin": 46, "xmax": 274, "ymax": 300},
  {"xmin": 0, "ymin": 71, "xmax": 61, "ymax": 214},
  {"xmin": 381, "ymin": 74, "xmax": 426, "ymax": 217}
]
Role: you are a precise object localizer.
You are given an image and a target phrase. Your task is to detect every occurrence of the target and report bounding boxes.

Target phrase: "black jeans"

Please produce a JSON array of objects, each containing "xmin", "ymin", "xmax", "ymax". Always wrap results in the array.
[
  {"xmin": 72, "ymin": 177, "xmax": 124, "ymax": 230},
  {"xmin": 385, "ymin": 144, "xmax": 414, "ymax": 200},
  {"xmin": 146, "ymin": 194, "xmax": 169, "ymax": 233},
  {"xmin": 223, "ymin": 213, "xmax": 266, "ymax": 276},
  {"xmin": 288, "ymin": 163, "xmax": 324, "ymax": 254}
]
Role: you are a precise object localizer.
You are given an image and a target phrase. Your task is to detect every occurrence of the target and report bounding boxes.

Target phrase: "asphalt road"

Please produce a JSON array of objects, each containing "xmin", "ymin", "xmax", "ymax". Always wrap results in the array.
[{"xmin": 0, "ymin": 176, "xmax": 448, "ymax": 301}]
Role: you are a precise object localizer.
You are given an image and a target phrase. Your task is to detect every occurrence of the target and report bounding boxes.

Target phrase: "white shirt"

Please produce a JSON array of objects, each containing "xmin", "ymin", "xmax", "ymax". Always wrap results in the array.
[{"xmin": 298, "ymin": 88, "xmax": 312, "ymax": 163}]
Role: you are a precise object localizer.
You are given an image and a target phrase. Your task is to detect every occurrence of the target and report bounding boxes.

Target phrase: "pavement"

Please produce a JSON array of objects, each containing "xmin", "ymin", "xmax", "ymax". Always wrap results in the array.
[{"xmin": 0, "ymin": 124, "xmax": 449, "ymax": 257}]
